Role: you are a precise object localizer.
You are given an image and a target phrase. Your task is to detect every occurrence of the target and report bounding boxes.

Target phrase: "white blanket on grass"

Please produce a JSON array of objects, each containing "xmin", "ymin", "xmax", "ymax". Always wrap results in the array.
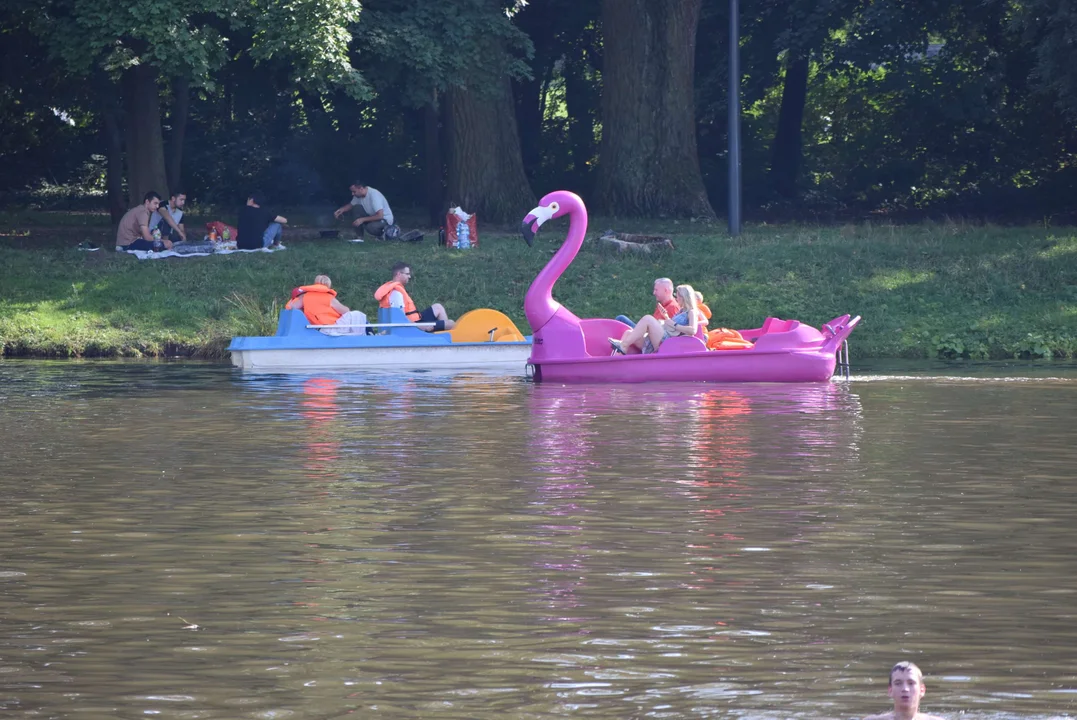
[{"xmin": 116, "ymin": 244, "xmax": 287, "ymax": 260}]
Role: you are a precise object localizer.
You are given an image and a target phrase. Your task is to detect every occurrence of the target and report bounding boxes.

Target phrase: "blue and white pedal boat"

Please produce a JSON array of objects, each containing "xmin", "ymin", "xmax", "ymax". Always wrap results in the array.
[{"xmin": 229, "ymin": 307, "xmax": 533, "ymax": 371}]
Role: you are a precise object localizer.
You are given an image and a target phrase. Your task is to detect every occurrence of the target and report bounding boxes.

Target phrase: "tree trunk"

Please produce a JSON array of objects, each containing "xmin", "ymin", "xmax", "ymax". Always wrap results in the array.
[
  {"xmin": 595, "ymin": 0, "xmax": 714, "ymax": 218},
  {"xmin": 424, "ymin": 93, "xmax": 444, "ymax": 227},
  {"xmin": 563, "ymin": 50, "xmax": 596, "ymax": 189},
  {"xmin": 122, "ymin": 65, "xmax": 169, "ymax": 206},
  {"xmin": 167, "ymin": 75, "xmax": 190, "ymax": 193},
  {"xmin": 769, "ymin": 52, "xmax": 810, "ymax": 199},
  {"xmin": 299, "ymin": 89, "xmax": 340, "ymax": 201},
  {"xmin": 446, "ymin": 77, "xmax": 535, "ymax": 224},
  {"xmin": 96, "ymin": 76, "xmax": 127, "ymax": 223},
  {"xmin": 513, "ymin": 72, "xmax": 544, "ymax": 180}
]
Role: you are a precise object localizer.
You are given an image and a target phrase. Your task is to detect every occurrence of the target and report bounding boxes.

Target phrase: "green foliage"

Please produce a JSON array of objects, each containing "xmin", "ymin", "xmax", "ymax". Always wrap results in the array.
[
  {"xmin": 5, "ymin": 0, "xmax": 1077, "ymax": 220},
  {"xmin": 358, "ymin": 0, "xmax": 533, "ymax": 107},
  {"xmin": 1012, "ymin": 0, "xmax": 1077, "ymax": 122},
  {"xmin": 28, "ymin": 0, "xmax": 363, "ymax": 95}
]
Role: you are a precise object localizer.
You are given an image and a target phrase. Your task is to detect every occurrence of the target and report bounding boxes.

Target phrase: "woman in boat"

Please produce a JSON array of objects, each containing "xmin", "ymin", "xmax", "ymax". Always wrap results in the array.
[
  {"xmin": 609, "ymin": 284, "xmax": 703, "ymax": 355},
  {"xmin": 287, "ymin": 275, "xmax": 368, "ymax": 335}
]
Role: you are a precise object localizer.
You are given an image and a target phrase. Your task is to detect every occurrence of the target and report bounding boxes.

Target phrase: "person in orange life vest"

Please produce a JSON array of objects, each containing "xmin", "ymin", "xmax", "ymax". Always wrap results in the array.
[
  {"xmin": 286, "ymin": 275, "xmax": 368, "ymax": 335},
  {"xmin": 695, "ymin": 291, "xmax": 712, "ymax": 330},
  {"xmin": 374, "ymin": 261, "xmax": 456, "ymax": 332},
  {"xmin": 615, "ymin": 277, "xmax": 680, "ymax": 328}
]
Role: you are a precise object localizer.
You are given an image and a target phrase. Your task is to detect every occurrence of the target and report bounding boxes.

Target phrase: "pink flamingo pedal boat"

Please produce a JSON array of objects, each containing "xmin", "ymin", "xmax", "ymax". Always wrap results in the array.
[{"xmin": 520, "ymin": 191, "xmax": 860, "ymax": 383}]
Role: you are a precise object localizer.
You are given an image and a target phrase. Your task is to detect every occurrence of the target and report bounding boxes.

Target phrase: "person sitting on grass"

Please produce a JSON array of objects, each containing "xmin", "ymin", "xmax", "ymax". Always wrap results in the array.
[
  {"xmin": 116, "ymin": 191, "xmax": 172, "ymax": 252},
  {"xmin": 286, "ymin": 275, "xmax": 367, "ymax": 335},
  {"xmin": 374, "ymin": 261, "xmax": 456, "ymax": 331},
  {"xmin": 237, "ymin": 192, "xmax": 287, "ymax": 250},
  {"xmin": 150, "ymin": 190, "xmax": 187, "ymax": 243},
  {"xmin": 609, "ymin": 284, "xmax": 702, "ymax": 355}
]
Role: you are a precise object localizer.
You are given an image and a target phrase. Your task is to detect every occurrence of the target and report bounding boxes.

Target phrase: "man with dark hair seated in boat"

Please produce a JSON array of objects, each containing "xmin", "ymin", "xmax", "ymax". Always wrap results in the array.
[
  {"xmin": 374, "ymin": 262, "xmax": 456, "ymax": 332},
  {"xmin": 615, "ymin": 277, "xmax": 680, "ymax": 329},
  {"xmin": 609, "ymin": 284, "xmax": 703, "ymax": 355},
  {"xmin": 286, "ymin": 275, "xmax": 368, "ymax": 335},
  {"xmin": 863, "ymin": 661, "xmax": 945, "ymax": 720}
]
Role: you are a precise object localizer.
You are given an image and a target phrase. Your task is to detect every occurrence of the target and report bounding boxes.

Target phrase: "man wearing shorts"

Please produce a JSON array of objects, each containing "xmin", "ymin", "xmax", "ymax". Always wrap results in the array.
[{"xmin": 374, "ymin": 261, "xmax": 456, "ymax": 331}]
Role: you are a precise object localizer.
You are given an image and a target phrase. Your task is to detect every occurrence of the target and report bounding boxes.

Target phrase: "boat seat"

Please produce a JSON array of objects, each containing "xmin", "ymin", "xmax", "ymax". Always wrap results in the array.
[
  {"xmin": 656, "ymin": 335, "xmax": 708, "ymax": 355},
  {"xmin": 275, "ymin": 309, "xmax": 326, "ymax": 338},
  {"xmin": 579, "ymin": 318, "xmax": 632, "ymax": 357},
  {"xmin": 377, "ymin": 307, "xmax": 433, "ymax": 337}
]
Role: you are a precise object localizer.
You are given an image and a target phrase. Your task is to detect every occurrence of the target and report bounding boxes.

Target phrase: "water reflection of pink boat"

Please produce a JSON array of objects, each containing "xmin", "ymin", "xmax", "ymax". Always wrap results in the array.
[{"xmin": 520, "ymin": 191, "xmax": 861, "ymax": 383}]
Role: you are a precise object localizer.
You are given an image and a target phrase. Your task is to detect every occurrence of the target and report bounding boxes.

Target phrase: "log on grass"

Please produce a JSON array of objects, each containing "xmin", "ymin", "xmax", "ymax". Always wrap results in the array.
[{"xmin": 596, "ymin": 231, "xmax": 675, "ymax": 253}]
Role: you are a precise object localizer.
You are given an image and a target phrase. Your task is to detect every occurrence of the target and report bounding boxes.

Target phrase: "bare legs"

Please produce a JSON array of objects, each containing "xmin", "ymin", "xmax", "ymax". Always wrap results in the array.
[
  {"xmin": 619, "ymin": 315, "xmax": 666, "ymax": 353},
  {"xmin": 431, "ymin": 303, "xmax": 456, "ymax": 330}
]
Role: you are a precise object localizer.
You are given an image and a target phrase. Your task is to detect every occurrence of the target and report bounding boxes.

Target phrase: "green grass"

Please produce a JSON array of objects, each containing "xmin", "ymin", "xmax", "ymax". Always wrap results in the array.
[{"xmin": 1, "ymin": 216, "xmax": 1076, "ymax": 360}]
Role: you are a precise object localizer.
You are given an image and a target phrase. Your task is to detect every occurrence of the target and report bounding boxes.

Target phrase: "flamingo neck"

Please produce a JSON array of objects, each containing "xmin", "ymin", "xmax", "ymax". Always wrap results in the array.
[{"xmin": 525, "ymin": 203, "xmax": 587, "ymax": 331}]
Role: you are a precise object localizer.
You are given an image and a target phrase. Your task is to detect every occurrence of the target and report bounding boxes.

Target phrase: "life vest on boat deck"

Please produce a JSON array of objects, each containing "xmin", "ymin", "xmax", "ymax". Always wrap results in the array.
[
  {"xmin": 286, "ymin": 284, "xmax": 340, "ymax": 326},
  {"xmin": 706, "ymin": 327, "xmax": 753, "ymax": 351},
  {"xmin": 374, "ymin": 281, "xmax": 421, "ymax": 320}
]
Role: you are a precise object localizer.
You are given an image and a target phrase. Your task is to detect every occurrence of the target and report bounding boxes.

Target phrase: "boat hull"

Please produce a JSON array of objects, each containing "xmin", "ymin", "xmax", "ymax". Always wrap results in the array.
[
  {"xmin": 231, "ymin": 341, "xmax": 533, "ymax": 371},
  {"xmin": 532, "ymin": 348, "xmax": 836, "ymax": 383}
]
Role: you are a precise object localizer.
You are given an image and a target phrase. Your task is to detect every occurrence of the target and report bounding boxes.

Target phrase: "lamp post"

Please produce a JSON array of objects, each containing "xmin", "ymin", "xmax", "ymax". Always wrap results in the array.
[{"xmin": 728, "ymin": 0, "xmax": 742, "ymax": 236}]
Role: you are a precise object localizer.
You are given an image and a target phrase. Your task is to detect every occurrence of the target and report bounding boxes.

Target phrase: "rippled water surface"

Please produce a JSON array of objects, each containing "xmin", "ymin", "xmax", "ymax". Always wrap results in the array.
[{"xmin": 2, "ymin": 359, "xmax": 1076, "ymax": 719}]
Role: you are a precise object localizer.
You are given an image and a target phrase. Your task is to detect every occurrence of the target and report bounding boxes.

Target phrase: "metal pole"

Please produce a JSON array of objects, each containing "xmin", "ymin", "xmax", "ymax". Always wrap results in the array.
[{"xmin": 728, "ymin": 0, "xmax": 742, "ymax": 236}]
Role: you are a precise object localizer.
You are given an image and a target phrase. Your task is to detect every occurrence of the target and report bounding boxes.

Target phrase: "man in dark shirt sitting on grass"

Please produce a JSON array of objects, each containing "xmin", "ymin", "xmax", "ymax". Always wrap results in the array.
[{"xmin": 237, "ymin": 192, "xmax": 288, "ymax": 249}]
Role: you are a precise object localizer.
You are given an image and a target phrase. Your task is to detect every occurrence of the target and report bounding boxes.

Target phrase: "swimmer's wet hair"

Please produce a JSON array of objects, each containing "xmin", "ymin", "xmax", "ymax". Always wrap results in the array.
[{"xmin": 889, "ymin": 661, "xmax": 923, "ymax": 685}]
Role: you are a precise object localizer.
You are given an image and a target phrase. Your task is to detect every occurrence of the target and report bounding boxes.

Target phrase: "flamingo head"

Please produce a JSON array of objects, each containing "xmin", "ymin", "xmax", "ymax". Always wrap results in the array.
[{"xmin": 520, "ymin": 192, "xmax": 572, "ymax": 246}]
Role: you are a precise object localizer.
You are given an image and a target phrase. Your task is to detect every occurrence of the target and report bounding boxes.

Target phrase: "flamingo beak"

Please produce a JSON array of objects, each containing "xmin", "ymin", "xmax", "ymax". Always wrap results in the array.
[{"xmin": 520, "ymin": 202, "xmax": 558, "ymax": 247}]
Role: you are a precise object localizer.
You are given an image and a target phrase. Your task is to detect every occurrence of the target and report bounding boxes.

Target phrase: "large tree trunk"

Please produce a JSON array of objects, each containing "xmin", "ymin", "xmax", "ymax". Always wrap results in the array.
[
  {"xmin": 167, "ymin": 75, "xmax": 190, "ymax": 193},
  {"xmin": 563, "ymin": 50, "xmax": 597, "ymax": 189},
  {"xmin": 446, "ymin": 77, "xmax": 535, "ymax": 224},
  {"xmin": 424, "ymin": 93, "xmax": 444, "ymax": 227},
  {"xmin": 122, "ymin": 65, "xmax": 169, "ymax": 206},
  {"xmin": 769, "ymin": 52, "xmax": 810, "ymax": 199},
  {"xmin": 595, "ymin": 0, "xmax": 714, "ymax": 218},
  {"xmin": 95, "ymin": 75, "xmax": 127, "ymax": 223},
  {"xmin": 513, "ymin": 72, "xmax": 544, "ymax": 180},
  {"xmin": 299, "ymin": 89, "xmax": 341, "ymax": 203},
  {"xmin": 102, "ymin": 108, "xmax": 126, "ymax": 223}
]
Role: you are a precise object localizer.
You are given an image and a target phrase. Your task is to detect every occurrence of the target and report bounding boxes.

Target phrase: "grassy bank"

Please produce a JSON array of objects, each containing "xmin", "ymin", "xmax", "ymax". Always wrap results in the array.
[{"xmin": 1, "ymin": 214, "xmax": 1075, "ymax": 360}]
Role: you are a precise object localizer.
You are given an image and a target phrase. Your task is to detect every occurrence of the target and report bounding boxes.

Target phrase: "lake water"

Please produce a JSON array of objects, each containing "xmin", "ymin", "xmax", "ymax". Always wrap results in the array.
[{"xmin": 1, "ymin": 359, "xmax": 1076, "ymax": 720}]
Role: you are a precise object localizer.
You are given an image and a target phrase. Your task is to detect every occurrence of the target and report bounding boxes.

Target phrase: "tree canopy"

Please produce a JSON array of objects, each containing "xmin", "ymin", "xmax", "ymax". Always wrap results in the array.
[{"xmin": 2, "ymin": 0, "xmax": 1076, "ymax": 223}]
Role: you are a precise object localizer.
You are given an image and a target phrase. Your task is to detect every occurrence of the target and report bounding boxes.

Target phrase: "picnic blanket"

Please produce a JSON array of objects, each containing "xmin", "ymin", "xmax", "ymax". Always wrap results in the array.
[{"xmin": 116, "ymin": 243, "xmax": 287, "ymax": 260}]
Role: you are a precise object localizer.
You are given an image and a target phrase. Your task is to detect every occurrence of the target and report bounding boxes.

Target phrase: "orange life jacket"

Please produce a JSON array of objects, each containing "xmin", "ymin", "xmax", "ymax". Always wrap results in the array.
[
  {"xmin": 706, "ymin": 328, "xmax": 753, "ymax": 351},
  {"xmin": 374, "ymin": 281, "xmax": 421, "ymax": 320},
  {"xmin": 654, "ymin": 298, "xmax": 680, "ymax": 319},
  {"xmin": 698, "ymin": 302, "xmax": 712, "ymax": 321},
  {"xmin": 286, "ymin": 284, "xmax": 340, "ymax": 325}
]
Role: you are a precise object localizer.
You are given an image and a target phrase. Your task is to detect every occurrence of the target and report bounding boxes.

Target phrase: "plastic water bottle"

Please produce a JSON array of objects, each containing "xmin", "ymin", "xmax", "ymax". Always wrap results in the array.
[
  {"xmin": 457, "ymin": 221, "xmax": 470, "ymax": 249},
  {"xmin": 222, "ymin": 227, "xmax": 231, "ymax": 242}
]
